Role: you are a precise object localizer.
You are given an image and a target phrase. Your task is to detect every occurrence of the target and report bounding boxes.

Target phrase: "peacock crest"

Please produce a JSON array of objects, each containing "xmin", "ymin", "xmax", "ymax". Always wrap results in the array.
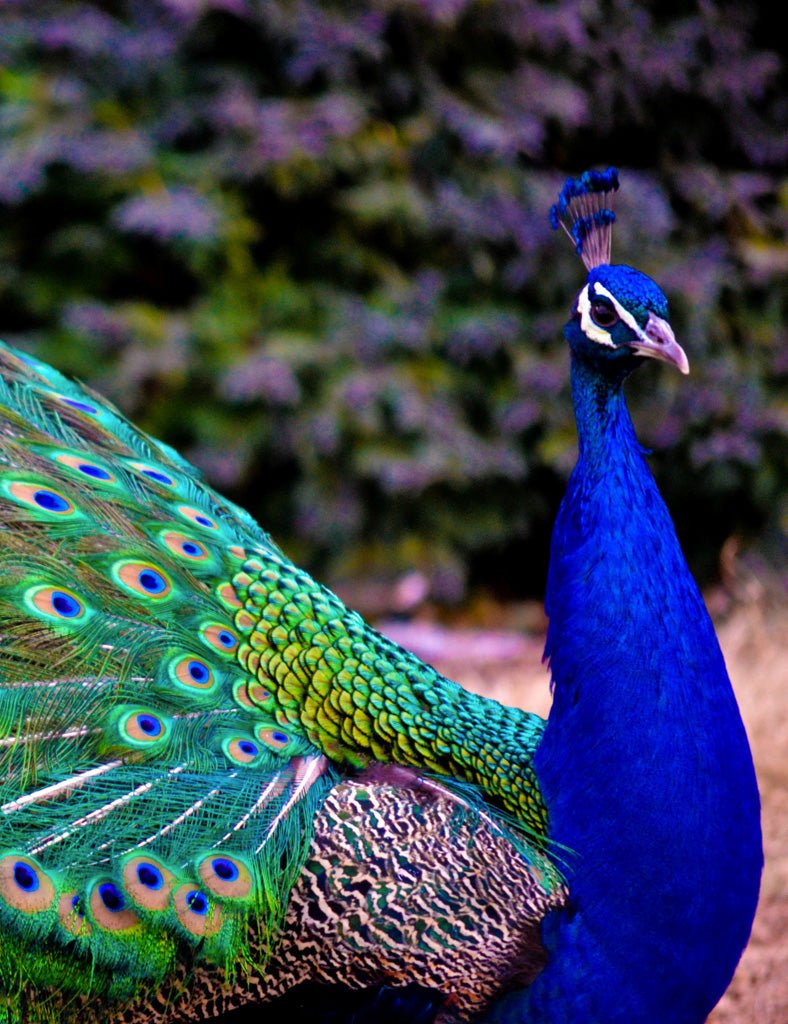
[{"xmin": 549, "ymin": 166, "xmax": 619, "ymax": 269}]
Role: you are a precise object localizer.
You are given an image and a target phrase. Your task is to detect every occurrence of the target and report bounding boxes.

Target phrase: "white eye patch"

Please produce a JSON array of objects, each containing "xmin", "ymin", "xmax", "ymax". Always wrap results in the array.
[{"xmin": 577, "ymin": 282, "xmax": 648, "ymax": 348}]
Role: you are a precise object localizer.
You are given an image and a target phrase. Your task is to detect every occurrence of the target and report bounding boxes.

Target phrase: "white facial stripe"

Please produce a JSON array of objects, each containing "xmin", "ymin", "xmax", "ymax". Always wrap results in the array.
[{"xmin": 577, "ymin": 285, "xmax": 615, "ymax": 347}]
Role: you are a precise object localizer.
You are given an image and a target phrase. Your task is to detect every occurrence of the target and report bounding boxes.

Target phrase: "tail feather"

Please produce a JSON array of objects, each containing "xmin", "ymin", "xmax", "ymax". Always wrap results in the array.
[{"xmin": 0, "ymin": 338, "xmax": 551, "ymax": 1018}]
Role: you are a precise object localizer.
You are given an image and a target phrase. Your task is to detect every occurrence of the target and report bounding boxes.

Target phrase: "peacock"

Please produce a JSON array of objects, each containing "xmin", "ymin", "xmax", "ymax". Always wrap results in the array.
[{"xmin": 0, "ymin": 169, "xmax": 761, "ymax": 1024}]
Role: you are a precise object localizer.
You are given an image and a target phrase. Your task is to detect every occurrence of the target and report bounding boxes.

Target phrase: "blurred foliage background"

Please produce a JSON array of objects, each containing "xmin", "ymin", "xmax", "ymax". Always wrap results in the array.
[{"xmin": 0, "ymin": 0, "xmax": 784, "ymax": 605}]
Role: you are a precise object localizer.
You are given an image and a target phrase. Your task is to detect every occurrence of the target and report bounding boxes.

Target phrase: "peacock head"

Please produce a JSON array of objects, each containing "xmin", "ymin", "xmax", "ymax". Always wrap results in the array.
[{"xmin": 550, "ymin": 168, "xmax": 689, "ymax": 378}]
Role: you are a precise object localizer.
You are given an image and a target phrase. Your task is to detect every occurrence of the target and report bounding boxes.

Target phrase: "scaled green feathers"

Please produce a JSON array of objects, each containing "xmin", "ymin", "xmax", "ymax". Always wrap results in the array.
[{"xmin": 0, "ymin": 340, "xmax": 549, "ymax": 1020}]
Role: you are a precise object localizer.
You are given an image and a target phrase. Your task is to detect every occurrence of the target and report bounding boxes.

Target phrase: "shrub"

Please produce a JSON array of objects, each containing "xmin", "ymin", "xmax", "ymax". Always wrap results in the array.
[{"xmin": 0, "ymin": 0, "xmax": 784, "ymax": 598}]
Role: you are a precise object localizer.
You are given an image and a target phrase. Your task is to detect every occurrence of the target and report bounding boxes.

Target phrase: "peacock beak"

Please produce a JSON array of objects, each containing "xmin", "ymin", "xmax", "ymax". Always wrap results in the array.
[{"xmin": 628, "ymin": 313, "xmax": 690, "ymax": 375}]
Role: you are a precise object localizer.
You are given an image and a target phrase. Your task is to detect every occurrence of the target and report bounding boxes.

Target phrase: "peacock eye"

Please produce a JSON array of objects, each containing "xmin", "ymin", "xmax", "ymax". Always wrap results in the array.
[{"xmin": 590, "ymin": 299, "xmax": 618, "ymax": 329}]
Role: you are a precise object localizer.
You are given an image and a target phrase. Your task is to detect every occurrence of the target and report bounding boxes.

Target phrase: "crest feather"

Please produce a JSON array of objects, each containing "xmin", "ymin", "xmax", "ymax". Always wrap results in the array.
[{"xmin": 549, "ymin": 167, "xmax": 619, "ymax": 270}]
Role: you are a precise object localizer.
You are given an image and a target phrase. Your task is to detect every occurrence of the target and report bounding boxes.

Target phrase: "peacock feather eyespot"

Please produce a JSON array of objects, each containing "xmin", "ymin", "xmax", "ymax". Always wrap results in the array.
[
  {"xmin": 121, "ymin": 855, "xmax": 176, "ymax": 912},
  {"xmin": 168, "ymin": 653, "xmax": 218, "ymax": 693},
  {"xmin": 197, "ymin": 854, "xmax": 254, "ymax": 900},
  {"xmin": 200, "ymin": 622, "xmax": 240, "ymax": 657},
  {"xmin": 99, "ymin": 882, "xmax": 124, "ymax": 911},
  {"xmin": 51, "ymin": 451, "xmax": 118, "ymax": 484},
  {"xmin": 158, "ymin": 529, "xmax": 211, "ymax": 562},
  {"xmin": 2, "ymin": 480, "xmax": 79, "ymax": 517},
  {"xmin": 213, "ymin": 859, "xmax": 238, "ymax": 882},
  {"xmin": 177, "ymin": 505, "xmax": 220, "ymax": 532},
  {"xmin": 126, "ymin": 462, "xmax": 177, "ymax": 488},
  {"xmin": 112, "ymin": 560, "xmax": 174, "ymax": 601},
  {"xmin": 24, "ymin": 584, "xmax": 91, "ymax": 625},
  {"xmin": 14, "ymin": 862, "xmax": 39, "ymax": 892},
  {"xmin": 137, "ymin": 863, "xmax": 164, "ymax": 890},
  {"xmin": 88, "ymin": 879, "xmax": 140, "ymax": 931},
  {"xmin": 57, "ymin": 892, "xmax": 92, "ymax": 936},
  {"xmin": 173, "ymin": 883, "xmax": 223, "ymax": 937},
  {"xmin": 77, "ymin": 463, "xmax": 111, "ymax": 480},
  {"xmin": 106, "ymin": 706, "xmax": 172, "ymax": 751},
  {"xmin": 132, "ymin": 713, "xmax": 164, "ymax": 738},
  {"xmin": 222, "ymin": 735, "xmax": 266, "ymax": 765},
  {"xmin": 186, "ymin": 890, "xmax": 208, "ymax": 914},
  {"xmin": 0, "ymin": 854, "xmax": 56, "ymax": 913},
  {"xmin": 254, "ymin": 725, "xmax": 292, "ymax": 753}
]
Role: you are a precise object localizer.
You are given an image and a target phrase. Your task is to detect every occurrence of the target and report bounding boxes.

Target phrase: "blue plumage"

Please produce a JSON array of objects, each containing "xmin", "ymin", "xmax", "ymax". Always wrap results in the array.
[{"xmin": 486, "ymin": 173, "xmax": 762, "ymax": 1022}]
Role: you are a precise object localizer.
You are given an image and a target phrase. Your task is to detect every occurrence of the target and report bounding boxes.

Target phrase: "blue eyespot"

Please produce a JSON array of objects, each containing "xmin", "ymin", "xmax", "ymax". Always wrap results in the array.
[
  {"xmin": 120, "ymin": 709, "xmax": 170, "ymax": 746},
  {"xmin": 211, "ymin": 858, "xmax": 239, "ymax": 882},
  {"xmin": 170, "ymin": 655, "xmax": 216, "ymax": 692},
  {"xmin": 142, "ymin": 469, "xmax": 174, "ymax": 486},
  {"xmin": 182, "ymin": 542, "xmax": 201, "ymax": 556},
  {"xmin": 188, "ymin": 660, "xmax": 210, "ymax": 683},
  {"xmin": 26, "ymin": 585, "xmax": 88, "ymax": 623},
  {"xmin": 114, "ymin": 561, "xmax": 173, "ymax": 600},
  {"xmin": 62, "ymin": 398, "xmax": 98, "ymax": 414},
  {"xmin": 33, "ymin": 490, "xmax": 70, "ymax": 512},
  {"xmin": 217, "ymin": 630, "xmax": 235, "ymax": 649},
  {"xmin": 98, "ymin": 883, "xmax": 125, "ymax": 912},
  {"xmin": 137, "ymin": 863, "xmax": 164, "ymax": 890},
  {"xmin": 256, "ymin": 727, "xmax": 290, "ymax": 751},
  {"xmin": 13, "ymin": 861, "xmax": 39, "ymax": 892},
  {"xmin": 137, "ymin": 714, "xmax": 163, "ymax": 737},
  {"xmin": 138, "ymin": 569, "xmax": 167, "ymax": 594},
  {"xmin": 186, "ymin": 890, "xmax": 208, "ymax": 915},
  {"xmin": 52, "ymin": 591, "xmax": 81, "ymax": 617},
  {"xmin": 224, "ymin": 736, "xmax": 261, "ymax": 764},
  {"xmin": 78, "ymin": 463, "xmax": 111, "ymax": 480},
  {"xmin": 177, "ymin": 505, "xmax": 219, "ymax": 531},
  {"xmin": 71, "ymin": 894, "xmax": 86, "ymax": 916}
]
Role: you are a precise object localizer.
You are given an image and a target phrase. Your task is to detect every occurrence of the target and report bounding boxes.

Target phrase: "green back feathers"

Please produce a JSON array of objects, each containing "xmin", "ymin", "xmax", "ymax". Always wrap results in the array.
[{"xmin": 0, "ymin": 340, "xmax": 549, "ymax": 1015}]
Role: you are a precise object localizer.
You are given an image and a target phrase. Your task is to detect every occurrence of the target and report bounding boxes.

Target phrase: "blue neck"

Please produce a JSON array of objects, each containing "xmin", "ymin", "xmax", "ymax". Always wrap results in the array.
[{"xmin": 488, "ymin": 353, "xmax": 761, "ymax": 1023}]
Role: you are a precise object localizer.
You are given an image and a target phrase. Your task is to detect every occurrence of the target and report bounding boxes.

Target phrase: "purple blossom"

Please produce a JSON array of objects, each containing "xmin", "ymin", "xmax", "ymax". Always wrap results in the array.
[
  {"xmin": 690, "ymin": 433, "xmax": 761, "ymax": 467},
  {"xmin": 0, "ymin": 141, "xmax": 51, "ymax": 203},
  {"xmin": 161, "ymin": 0, "xmax": 253, "ymax": 24},
  {"xmin": 498, "ymin": 398, "xmax": 541, "ymax": 434},
  {"xmin": 308, "ymin": 412, "xmax": 341, "ymax": 455},
  {"xmin": 38, "ymin": 10, "xmax": 124, "ymax": 58},
  {"xmin": 289, "ymin": 7, "xmax": 386, "ymax": 84},
  {"xmin": 221, "ymin": 352, "xmax": 301, "ymax": 406},
  {"xmin": 60, "ymin": 131, "xmax": 152, "ymax": 175},
  {"xmin": 187, "ymin": 442, "xmax": 249, "ymax": 489},
  {"xmin": 62, "ymin": 302, "xmax": 130, "ymax": 350},
  {"xmin": 113, "ymin": 188, "xmax": 221, "ymax": 242},
  {"xmin": 517, "ymin": 361, "xmax": 566, "ymax": 396},
  {"xmin": 445, "ymin": 313, "xmax": 520, "ymax": 364},
  {"xmin": 211, "ymin": 90, "xmax": 363, "ymax": 170}
]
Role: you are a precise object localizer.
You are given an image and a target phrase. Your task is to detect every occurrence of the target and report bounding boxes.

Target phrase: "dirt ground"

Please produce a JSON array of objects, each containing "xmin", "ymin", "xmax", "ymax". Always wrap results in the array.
[{"xmin": 380, "ymin": 589, "xmax": 787, "ymax": 1024}]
